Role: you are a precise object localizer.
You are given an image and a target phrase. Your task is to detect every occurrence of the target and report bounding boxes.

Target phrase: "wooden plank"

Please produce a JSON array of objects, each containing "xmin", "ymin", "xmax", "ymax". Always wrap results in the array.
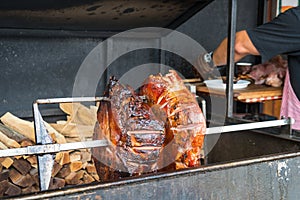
[
  {"xmin": 197, "ymin": 84, "xmax": 283, "ymax": 101},
  {"xmin": 262, "ymin": 99, "xmax": 282, "ymax": 119}
]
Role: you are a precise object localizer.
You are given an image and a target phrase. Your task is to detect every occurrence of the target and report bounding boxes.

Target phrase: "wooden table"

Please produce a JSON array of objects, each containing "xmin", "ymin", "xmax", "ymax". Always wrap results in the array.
[{"xmin": 196, "ymin": 84, "xmax": 283, "ymax": 103}]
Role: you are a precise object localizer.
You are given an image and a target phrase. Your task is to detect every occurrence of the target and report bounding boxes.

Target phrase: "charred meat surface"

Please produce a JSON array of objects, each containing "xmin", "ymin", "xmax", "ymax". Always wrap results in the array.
[
  {"xmin": 140, "ymin": 70, "xmax": 206, "ymax": 169},
  {"xmin": 93, "ymin": 70, "xmax": 206, "ymax": 180},
  {"xmin": 92, "ymin": 77, "xmax": 165, "ymax": 178}
]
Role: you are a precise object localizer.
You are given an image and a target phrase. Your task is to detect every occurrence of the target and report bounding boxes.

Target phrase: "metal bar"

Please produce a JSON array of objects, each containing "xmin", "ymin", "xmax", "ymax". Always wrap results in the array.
[
  {"xmin": 0, "ymin": 140, "xmax": 108, "ymax": 157},
  {"xmin": 32, "ymin": 97, "xmax": 111, "ymax": 191},
  {"xmin": 33, "ymin": 102, "xmax": 54, "ymax": 191},
  {"xmin": 226, "ymin": 0, "xmax": 237, "ymax": 118},
  {"xmin": 19, "ymin": 150, "xmax": 300, "ymax": 200},
  {"xmin": 35, "ymin": 96, "xmax": 109, "ymax": 104},
  {"xmin": 206, "ymin": 118, "xmax": 294, "ymax": 135}
]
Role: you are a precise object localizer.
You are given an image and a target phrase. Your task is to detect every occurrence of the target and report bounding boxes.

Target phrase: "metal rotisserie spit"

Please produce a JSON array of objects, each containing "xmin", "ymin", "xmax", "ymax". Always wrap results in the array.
[{"xmin": 1, "ymin": 1, "xmax": 300, "ymax": 199}]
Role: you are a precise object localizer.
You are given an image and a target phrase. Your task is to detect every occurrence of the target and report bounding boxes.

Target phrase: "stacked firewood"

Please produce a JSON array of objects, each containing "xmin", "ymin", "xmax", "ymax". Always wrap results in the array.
[{"xmin": 0, "ymin": 103, "xmax": 100, "ymax": 197}]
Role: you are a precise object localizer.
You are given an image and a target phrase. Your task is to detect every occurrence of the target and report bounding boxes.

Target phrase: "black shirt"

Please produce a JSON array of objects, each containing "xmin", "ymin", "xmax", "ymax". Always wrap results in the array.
[{"xmin": 247, "ymin": 6, "xmax": 300, "ymax": 100}]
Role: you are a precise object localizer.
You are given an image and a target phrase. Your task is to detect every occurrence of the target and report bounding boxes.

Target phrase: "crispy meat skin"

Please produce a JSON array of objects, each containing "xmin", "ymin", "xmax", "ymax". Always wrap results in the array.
[
  {"xmin": 141, "ymin": 70, "xmax": 206, "ymax": 169},
  {"xmin": 93, "ymin": 70, "xmax": 206, "ymax": 180},
  {"xmin": 92, "ymin": 77, "xmax": 165, "ymax": 178}
]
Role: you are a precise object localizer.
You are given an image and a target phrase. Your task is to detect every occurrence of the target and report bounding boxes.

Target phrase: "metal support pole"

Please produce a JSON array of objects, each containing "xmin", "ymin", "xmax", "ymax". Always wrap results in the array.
[{"xmin": 226, "ymin": 0, "xmax": 237, "ymax": 118}]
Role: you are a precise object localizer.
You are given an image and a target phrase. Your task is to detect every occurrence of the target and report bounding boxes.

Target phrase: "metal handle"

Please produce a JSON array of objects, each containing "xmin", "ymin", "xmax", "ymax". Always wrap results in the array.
[{"xmin": 206, "ymin": 118, "xmax": 294, "ymax": 135}]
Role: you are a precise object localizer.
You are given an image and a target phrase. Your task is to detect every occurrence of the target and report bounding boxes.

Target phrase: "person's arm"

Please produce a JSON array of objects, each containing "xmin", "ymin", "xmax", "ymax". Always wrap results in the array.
[{"xmin": 212, "ymin": 30, "xmax": 260, "ymax": 66}]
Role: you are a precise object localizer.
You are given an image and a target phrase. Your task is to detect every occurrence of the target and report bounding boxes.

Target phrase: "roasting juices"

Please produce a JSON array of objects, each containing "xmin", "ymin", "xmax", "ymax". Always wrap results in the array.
[{"xmin": 92, "ymin": 70, "xmax": 206, "ymax": 181}]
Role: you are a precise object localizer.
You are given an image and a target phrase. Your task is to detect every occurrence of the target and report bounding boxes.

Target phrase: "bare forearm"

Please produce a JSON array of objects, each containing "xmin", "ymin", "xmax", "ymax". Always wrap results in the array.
[{"xmin": 212, "ymin": 30, "xmax": 260, "ymax": 66}]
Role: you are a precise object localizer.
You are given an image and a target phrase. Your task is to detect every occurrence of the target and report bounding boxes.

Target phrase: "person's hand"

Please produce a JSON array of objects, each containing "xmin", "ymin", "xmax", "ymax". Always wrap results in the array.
[{"xmin": 195, "ymin": 52, "xmax": 215, "ymax": 79}]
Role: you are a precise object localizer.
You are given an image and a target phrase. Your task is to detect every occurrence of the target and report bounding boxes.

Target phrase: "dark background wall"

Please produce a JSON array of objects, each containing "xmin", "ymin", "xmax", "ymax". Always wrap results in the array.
[
  {"xmin": 0, "ymin": 0, "xmax": 261, "ymax": 117},
  {"xmin": 178, "ymin": 0, "xmax": 260, "ymax": 53}
]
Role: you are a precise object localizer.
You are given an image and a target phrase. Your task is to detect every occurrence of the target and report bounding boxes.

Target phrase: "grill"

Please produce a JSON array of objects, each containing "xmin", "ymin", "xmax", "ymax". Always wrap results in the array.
[{"xmin": 1, "ymin": 0, "xmax": 300, "ymax": 199}]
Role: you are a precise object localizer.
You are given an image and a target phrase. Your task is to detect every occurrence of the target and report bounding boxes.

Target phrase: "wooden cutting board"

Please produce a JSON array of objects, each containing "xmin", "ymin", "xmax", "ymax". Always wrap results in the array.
[{"xmin": 196, "ymin": 84, "xmax": 283, "ymax": 102}]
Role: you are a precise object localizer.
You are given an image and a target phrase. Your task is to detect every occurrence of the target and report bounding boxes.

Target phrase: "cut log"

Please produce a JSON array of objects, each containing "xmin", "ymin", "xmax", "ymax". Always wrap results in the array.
[
  {"xmin": 69, "ymin": 151, "xmax": 81, "ymax": 163},
  {"xmin": 59, "ymin": 103, "xmax": 97, "ymax": 126},
  {"xmin": 80, "ymin": 150, "xmax": 92, "ymax": 163},
  {"xmin": 86, "ymin": 163, "xmax": 97, "ymax": 174},
  {"xmin": 90, "ymin": 172, "xmax": 100, "ymax": 182},
  {"xmin": 49, "ymin": 177, "xmax": 65, "ymax": 190},
  {"xmin": 26, "ymin": 156, "xmax": 37, "ymax": 169},
  {"xmin": 56, "ymin": 152, "xmax": 70, "ymax": 166},
  {"xmin": 9, "ymin": 168, "xmax": 34, "ymax": 188},
  {"xmin": 65, "ymin": 170, "xmax": 85, "ymax": 185},
  {"xmin": 0, "ymin": 141, "xmax": 8, "ymax": 150},
  {"xmin": 5, "ymin": 182, "xmax": 22, "ymax": 196},
  {"xmin": 0, "ymin": 170, "xmax": 9, "ymax": 182},
  {"xmin": 0, "ymin": 130, "xmax": 20, "ymax": 148},
  {"xmin": 65, "ymin": 137, "xmax": 81, "ymax": 143},
  {"xmin": 56, "ymin": 165, "xmax": 71, "ymax": 179},
  {"xmin": 12, "ymin": 158, "xmax": 31, "ymax": 175},
  {"xmin": 0, "ymin": 112, "xmax": 35, "ymax": 142},
  {"xmin": 44, "ymin": 122, "xmax": 66, "ymax": 144},
  {"xmin": 1, "ymin": 157, "xmax": 14, "ymax": 169},
  {"xmin": 50, "ymin": 123, "xmax": 94, "ymax": 138},
  {"xmin": 0, "ymin": 124, "xmax": 28, "ymax": 143},
  {"xmin": 52, "ymin": 162, "xmax": 63, "ymax": 177},
  {"xmin": 0, "ymin": 180, "xmax": 9, "ymax": 196},
  {"xmin": 70, "ymin": 161, "xmax": 83, "ymax": 172},
  {"xmin": 22, "ymin": 185, "xmax": 39, "ymax": 194},
  {"xmin": 8, "ymin": 168, "xmax": 22, "ymax": 185},
  {"xmin": 20, "ymin": 140, "xmax": 34, "ymax": 147},
  {"xmin": 17, "ymin": 174, "xmax": 34, "ymax": 188},
  {"xmin": 83, "ymin": 172, "xmax": 95, "ymax": 184},
  {"xmin": 31, "ymin": 171, "xmax": 39, "ymax": 186}
]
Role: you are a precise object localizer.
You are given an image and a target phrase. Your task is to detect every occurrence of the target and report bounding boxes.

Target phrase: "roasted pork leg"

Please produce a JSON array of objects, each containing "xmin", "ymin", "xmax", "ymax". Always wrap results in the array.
[
  {"xmin": 140, "ymin": 70, "xmax": 206, "ymax": 169},
  {"xmin": 92, "ymin": 77, "xmax": 165, "ymax": 179}
]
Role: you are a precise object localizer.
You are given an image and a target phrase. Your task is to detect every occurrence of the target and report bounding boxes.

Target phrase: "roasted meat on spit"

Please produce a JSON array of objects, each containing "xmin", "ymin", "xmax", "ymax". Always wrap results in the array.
[
  {"xmin": 92, "ymin": 70, "xmax": 206, "ymax": 180},
  {"xmin": 92, "ymin": 76, "xmax": 165, "ymax": 179},
  {"xmin": 141, "ymin": 70, "xmax": 206, "ymax": 169}
]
